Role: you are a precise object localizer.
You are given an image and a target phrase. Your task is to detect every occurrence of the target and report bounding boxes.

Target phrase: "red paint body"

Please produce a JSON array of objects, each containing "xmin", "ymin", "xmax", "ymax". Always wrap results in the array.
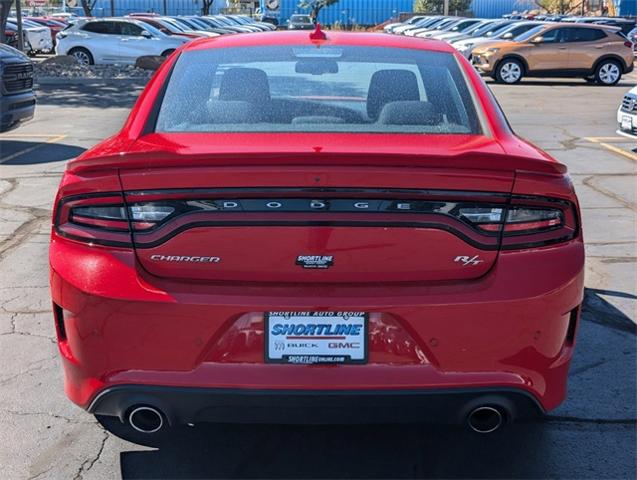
[{"xmin": 49, "ymin": 32, "xmax": 584, "ymax": 419}]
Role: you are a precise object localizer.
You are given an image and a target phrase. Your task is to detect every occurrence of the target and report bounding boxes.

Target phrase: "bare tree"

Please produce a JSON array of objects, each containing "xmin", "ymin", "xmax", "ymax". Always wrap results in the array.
[
  {"xmin": 202, "ymin": 0, "xmax": 215, "ymax": 16},
  {"xmin": 80, "ymin": 0, "xmax": 99, "ymax": 17},
  {"xmin": 298, "ymin": 0, "xmax": 340, "ymax": 22},
  {"xmin": 0, "ymin": 0, "xmax": 13, "ymax": 44}
]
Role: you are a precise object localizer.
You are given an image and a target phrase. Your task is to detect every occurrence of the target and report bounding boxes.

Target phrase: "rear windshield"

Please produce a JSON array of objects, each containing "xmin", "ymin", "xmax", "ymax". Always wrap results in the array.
[{"xmin": 155, "ymin": 45, "xmax": 482, "ymax": 135}]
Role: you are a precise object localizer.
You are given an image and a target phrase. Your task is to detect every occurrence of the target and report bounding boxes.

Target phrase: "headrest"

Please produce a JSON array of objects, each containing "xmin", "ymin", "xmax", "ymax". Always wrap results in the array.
[{"xmin": 367, "ymin": 69, "xmax": 420, "ymax": 119}]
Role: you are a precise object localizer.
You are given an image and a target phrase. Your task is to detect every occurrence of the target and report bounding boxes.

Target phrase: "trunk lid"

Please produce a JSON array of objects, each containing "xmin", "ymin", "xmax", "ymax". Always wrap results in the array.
[{"xmin": 114, "ymin": 133, "xmax": 523, "ymax": 284}]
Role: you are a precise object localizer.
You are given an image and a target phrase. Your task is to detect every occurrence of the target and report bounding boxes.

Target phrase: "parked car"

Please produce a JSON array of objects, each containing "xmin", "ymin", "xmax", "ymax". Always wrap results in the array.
[
  {"xmin": 627, "ymin": 26, "xmax": 637, "ymax": 51},
  {"xmin": 383, "ymin": 15, "xmax": 429, "ymax": 33},
  {"xmin": 225, "ymin": 15, "xmax": 276, "ymax": 31},
  {"xmin": 2, "ymin": 22, "xmax": 31, "ymax": 52},
  {"xmin": 440, "ymin": 19, "xmax": 494, "ymax": 43},
  {"xmin": 7, "ymin": 19, "xmax": 53, "ymax": 55},
  {"xmin": 56, "ymin": 18, "xmax": 190, "ymax": 65},
  {"xmin": 26, "ymin": 17, "xmax": 67, "ymax": 47},
  {"xmin": 426, "ymin": 18, "xmax": 483, "ymax": 41},
  {"xmin": 171, "ymin": 16, "xmax": 236, "ymax": 35},
  {"xmin": 287, "ymin": 14, "xmax": 315, "ymax": 30},
  {"xmin": 49, "ymin": 12, "xmax": 77, "ymax": 22},
  {"xmin": 472, "ymin": 23, "xmax": 634, "ymax": 85},
  {"xmin": 211, "ymin": 15, "xmax": 262, "ymax": 32},
  {"xmin": 411, "ymin": 17, "xmax": 460, "ymax": 37},
  {"xmin": 395, "ymin": 16, "xmax": 445, "ymax": 36},
  {"xmin": 449, "ymin": 19, "xmax": 517, "ymax": 45},
  {"xmin": 566, "ymin": 16, "xmax": 636, "ymax": 35},
  {"xmin": 180, "ymin": 16, "xmax": 245, "ymax": 34},
  {"xmin": 617, "ymin": 85, "xmax": 637, "ymax": 139},
  {"xmin": 0, "ymin": 44, "xmax": 35, "ymax": 132},
  {"xmin": 131, "ymin": 16, "xmax": 215, "ymax": 39},
  {"xmin": 50, "ymin": 28, "xmax": 584, "ymax": 447}
]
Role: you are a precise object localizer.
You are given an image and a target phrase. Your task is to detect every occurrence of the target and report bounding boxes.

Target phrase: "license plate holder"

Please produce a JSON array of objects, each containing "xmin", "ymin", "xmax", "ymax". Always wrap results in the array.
[
  {"xmin": 622, "ymin": 115, "xmax": 633, "ymax": 131},
  {"xmin": 265, "ymin": 312, "xmax": 368, "ymax": 365}
]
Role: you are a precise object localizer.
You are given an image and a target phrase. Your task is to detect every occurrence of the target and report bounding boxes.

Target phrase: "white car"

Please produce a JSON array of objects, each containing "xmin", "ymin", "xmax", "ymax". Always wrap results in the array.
[
  {"xmin": 8, "ymin": 19, "xmax": 53, "ymax": 54},
  {"xmin": 617, "ymin": 86, "xmax": 637, "ymax": 139},
  {"xmin": 427, "ymin": 19, "xmax": 483, "ymax": 41},
  {"xmin": 384, "ymin": 15, "xmax": 429, "ymax": 34},
  {"xmin": 56, "ymin": 18, "xmax": 190, "ymax": 65}
]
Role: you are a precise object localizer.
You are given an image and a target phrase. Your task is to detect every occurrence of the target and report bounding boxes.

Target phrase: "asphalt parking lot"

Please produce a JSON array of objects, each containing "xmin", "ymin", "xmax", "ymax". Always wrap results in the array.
[{"xmin": 1, "ymin": 75, "xmax": 636, "ymax": 479}]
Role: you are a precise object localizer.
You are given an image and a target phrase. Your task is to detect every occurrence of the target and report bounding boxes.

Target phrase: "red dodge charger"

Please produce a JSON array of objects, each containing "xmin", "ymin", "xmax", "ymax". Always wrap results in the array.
[{"xmin": 49, "ymin": 28, "xmax": 584, "ymax": 445}]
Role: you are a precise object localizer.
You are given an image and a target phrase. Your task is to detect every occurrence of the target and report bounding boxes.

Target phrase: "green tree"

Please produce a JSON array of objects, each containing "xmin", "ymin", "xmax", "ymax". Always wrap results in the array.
[
  {"xmin": 202, "ymin": 0, "xmax": 216, "ymax": 16},
  {"xmin": 80, "ymin": 0, "xmax": 99, "ymax": 16},
  {"xmin": 298, "ymin": 0, "xmax": 340, "ymax": 22},
  {"xmin": 414, "ymin": 0, "xmax": 471, "ymax": 15},
  {"xmin": 536, "ymin": 0, "xmax": 581, "ymax": 14}
]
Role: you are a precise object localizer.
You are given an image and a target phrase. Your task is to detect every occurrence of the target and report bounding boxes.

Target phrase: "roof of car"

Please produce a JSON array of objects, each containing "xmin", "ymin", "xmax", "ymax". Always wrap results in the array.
[
  {"xmin": 184, "ymin": 31, "xmax": 457, "ymax": 54},
  {"xmin": 541, "ymin": 21, "xmax": 620, "ymax": 30}
]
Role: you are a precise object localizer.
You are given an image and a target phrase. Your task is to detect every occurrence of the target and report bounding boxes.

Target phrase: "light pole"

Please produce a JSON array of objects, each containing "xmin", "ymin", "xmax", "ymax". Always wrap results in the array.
[
  {"xmin": 15, "ymin": 0, "xmax": 24, "ymax": 53},
  {"xmin": 443, "ymin": 0, "xmax": 449, "ymax": 16}
]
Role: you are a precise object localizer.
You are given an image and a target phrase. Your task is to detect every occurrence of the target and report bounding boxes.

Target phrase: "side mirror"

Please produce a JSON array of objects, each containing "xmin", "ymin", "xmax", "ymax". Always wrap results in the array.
[
  {"xmin": 502, "ymin": 32, "xmax": 513, "ymax": 39},
  {"xmin": 530, "ymin": 36, "xmax": 543, "ymax": 44},
  {"xmin": 141, "ymin": 30, "xmax": 152, "ymax": 38}
]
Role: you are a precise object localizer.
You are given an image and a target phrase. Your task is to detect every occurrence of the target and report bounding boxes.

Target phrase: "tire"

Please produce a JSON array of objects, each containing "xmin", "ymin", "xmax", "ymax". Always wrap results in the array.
[
  {"xmin": 161, "ymin": 49, "xmax": 176, "ymax": 58},
  {"xmin": 495, "ymin": 58, "xmax": 524, "ymax": 84},
  {"xmin": 95, "ymin": 413, "xmax": 175, "ymax": 448},
  {"xmin": 595, "ymin": 59, "xmax": 622, "ymax": 86},
  {"xmin": 68, "ymin": 47, "xmax": 94, "ymax": 66}
]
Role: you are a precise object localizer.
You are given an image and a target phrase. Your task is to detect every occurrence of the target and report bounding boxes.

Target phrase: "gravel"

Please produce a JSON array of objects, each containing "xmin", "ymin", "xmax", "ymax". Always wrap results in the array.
[{"xmin": 34, "ymin": 62, "xmax": 153, "ymax": 80}]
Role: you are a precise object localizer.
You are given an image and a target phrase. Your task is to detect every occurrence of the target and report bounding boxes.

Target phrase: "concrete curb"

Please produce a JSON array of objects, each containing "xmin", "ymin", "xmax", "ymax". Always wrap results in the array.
[{"xmin": 35, "ymin": 77, "xmax": 150, "ymax": 86}]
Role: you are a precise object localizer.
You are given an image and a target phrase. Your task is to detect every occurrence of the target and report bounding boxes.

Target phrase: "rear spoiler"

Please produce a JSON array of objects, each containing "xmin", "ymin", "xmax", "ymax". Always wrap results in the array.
[{"xmin": 67, "ymin": 150, "xmax": 567, "ymax": 175}]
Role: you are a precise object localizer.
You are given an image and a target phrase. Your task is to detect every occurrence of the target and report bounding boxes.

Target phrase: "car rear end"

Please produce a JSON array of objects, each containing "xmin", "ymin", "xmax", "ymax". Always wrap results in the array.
[{"xmin": 50, "ymin": 32, "xmax": 584, "ymax": 441}]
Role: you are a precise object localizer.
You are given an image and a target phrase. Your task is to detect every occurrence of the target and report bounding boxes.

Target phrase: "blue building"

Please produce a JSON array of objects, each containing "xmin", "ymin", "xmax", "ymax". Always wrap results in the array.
[
  {"xmin": 617, "ymin": 0, "xmax": 637, "ymax": 16},
  {"xmin": 69, "ymin": 0, "xmax": 229, "ymax": 17},
  {"xmin": 469, "ymin": 0, "xmax": 538, "ymax": 18},
  {"xmin": 259, "ymin": 0, "xmax": 414, "ymax": 27}
]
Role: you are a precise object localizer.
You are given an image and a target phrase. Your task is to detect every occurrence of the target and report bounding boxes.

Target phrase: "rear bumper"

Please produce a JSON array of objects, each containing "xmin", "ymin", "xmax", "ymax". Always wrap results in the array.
[
  {"xmin": 50, "ymin": 236, "xmax": 585, "ymax": 416},
  {"xmin": 89, "ymin": 385, "xmax": 544, "ymax": 425}
]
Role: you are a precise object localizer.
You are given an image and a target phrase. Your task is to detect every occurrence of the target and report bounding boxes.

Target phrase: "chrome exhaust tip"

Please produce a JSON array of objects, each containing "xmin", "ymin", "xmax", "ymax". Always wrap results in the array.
[
  {"xmin": 467, "ymin": 406, "xmax": 504, "ymax": 434},
  {"xmin": 128, "ymin": 406, "xmax": 164, "ymax": 434}
]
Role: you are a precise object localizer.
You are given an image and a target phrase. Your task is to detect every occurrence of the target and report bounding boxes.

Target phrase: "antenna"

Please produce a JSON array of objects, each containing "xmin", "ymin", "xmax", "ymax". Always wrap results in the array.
[{"xmin": 309, "ymin": 23, "xmax": 328, "ymax": 41}]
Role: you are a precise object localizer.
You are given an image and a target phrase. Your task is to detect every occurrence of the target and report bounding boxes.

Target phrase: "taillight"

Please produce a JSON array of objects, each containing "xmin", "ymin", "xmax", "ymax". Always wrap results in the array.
[
  {"xmin": 54, "ymin": 195, "xmax": 179, "ymax": 246},
  {"xmin": 456, "ymin": 199, "xmax": 578, "ymax": 249},
  {"xmin": 54, "ymin": 194, "xmax": 132, "ymax": 247},
  {"xmin": 624, "ymin": 40, "xmax": 633, "ymax": 48},
  {"xmin": 54, "ymin": 192, "xmax": 578, "ymax": 250}
]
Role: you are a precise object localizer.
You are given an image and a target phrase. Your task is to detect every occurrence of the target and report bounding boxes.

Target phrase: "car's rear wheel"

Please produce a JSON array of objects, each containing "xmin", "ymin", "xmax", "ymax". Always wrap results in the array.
[
  {"xmin": 495, "ymin": 58, "xmax": 524, "ymax": 84},
  {"xmin": 69, "ymin": 47, "xmax": 94, "ymax": 66},
  {"xmin": 595, "ymin": 59, "xmax": 622, "ymax": 86}
]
